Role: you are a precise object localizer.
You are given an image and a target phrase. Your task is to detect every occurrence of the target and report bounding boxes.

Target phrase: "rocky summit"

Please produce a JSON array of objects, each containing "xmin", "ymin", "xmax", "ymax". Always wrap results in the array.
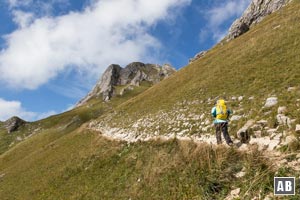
[
  {"xmin": 225, "ymin": 0, "xmax": 292, "ymax": 41},
  {"xmin": 76, "ymin": 62, "xmax": 176, "ymax": 106},
  {"xmin": 4, "ymin": 116, "xmax": 26, "ymax": 134}
]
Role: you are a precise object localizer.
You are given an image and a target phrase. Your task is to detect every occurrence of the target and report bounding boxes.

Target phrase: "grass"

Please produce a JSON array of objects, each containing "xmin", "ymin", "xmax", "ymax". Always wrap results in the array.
[
  {"xmin": 1, "ymin": 131, "xmax": 290, "ymax": 200},
  {"xmin": 1, "ymin": 1, "xmax": 300, "ymax": 199}
]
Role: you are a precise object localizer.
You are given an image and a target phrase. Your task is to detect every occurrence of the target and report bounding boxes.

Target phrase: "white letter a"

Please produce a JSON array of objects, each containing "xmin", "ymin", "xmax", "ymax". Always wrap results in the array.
[{"xmin": 277, "ymin": 181, "xmax": 284, "ymax": 191}]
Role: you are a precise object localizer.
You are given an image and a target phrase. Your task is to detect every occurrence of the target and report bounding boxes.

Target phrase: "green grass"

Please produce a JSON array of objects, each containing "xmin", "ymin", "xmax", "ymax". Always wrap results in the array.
[
  {"xmin": 1, "ymin": 131, "xmax": 291, "ymax": 200},
  {"xmin": 1, "ymin": 1, "xmax": 300, "ymax": 199}
]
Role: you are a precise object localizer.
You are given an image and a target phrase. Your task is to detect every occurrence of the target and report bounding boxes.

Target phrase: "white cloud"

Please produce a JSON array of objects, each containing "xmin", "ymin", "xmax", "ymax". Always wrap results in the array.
[
  {"xmin": 12, "ymin": 10, "xmax": 35, "ymax": 28},
  {"xmin": 7, "ymin": 0, "xmax": 32, "ymax": 8},
  {"xmin": 0, "ymin": 98, "xmax": 58, "ymax": 121},
  {"xmin": 0, "ymin": 98, "xmax": 35, "ymax": 121},
  {"xmin": 200, "ymin": 0, "xmax": 250, "ymax": 42},
  {"xmin": 1, "ymin": 0, "xmax": 191, "ymax": 90}
]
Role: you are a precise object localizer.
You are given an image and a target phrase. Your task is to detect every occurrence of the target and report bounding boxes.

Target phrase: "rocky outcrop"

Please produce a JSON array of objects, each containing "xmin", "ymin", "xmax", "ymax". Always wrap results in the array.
[
  {"xmin": 225, "ymin": 0, "xmax": 292, "ymax": 41},
  {"xmin": 4, "ymin": 116, "xmax": 26, "ymax": 133},
  {"xmin": 189, "ymin": 51, "xmax": 207, "ymax": 63},
  {"xmin": 76, "ymin": 62, "xmax": 176, "ymax": 106}
]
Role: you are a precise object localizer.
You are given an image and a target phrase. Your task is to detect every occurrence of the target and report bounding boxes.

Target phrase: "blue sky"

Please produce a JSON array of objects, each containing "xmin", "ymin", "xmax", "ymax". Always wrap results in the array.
[{"xmin": 0, "ymin": 0, "xmax": 250, "ymax": 121}]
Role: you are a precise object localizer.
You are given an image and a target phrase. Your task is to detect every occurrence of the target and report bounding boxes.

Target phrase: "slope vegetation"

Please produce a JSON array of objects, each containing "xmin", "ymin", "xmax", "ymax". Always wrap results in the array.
[{"xmin": 1, "ymin": 1, "xmax": 300, "ymax": 200}]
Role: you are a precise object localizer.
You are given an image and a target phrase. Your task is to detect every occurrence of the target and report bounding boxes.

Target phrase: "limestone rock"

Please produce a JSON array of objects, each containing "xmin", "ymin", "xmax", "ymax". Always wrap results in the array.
[
  {"xmin": 4, "ymin": 116, "xmax": 26, "ymax": 133},
  {"xmin": 296, "ymin": 124, "xmax": 300, "ymax": 133},
  {"xmin": 230, "ymin": 115, "xmax": 242, "ymax": 121},
  {"xmin": 189, "ymin": 51, "xmax": 207, "ymax": 63},
  {"xmin": 237, "ymin": 119, "xmax": 255, "ymax": 143},
  {"xmin": 76, "ymin": 62, "xmax": 176, "ymax": 106},
  {"xmin": 277, "ymin": 106, "xmax": 287, "ymax": 114},
  {"xmin": 230, "ymin": 188, "xmax": 240, "ymax": 196},
  {"xmin": 225, "ymin": 0, "xmax": 292, "ymax": 41},
  {"xmin": 264, "ymin": 97, "xmax": 278, "ymax": 107},
  {"xmin": 276, "ymin": 114, "xmax": 291, "ymax": 128},
  {"xmin": 287, "ymin": 87, "xmax": 296, "ymax": 92},
  {"xmin": 285, "ymin": 135, "xmax": 297, "ymax": 144}
]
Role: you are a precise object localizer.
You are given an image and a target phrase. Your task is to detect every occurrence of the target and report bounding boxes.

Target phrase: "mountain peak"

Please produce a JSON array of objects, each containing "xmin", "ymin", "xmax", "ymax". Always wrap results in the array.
[
  {"xmin": 76, "ymin": 62, "xmax": 176, "ymax": 106},
  {"xmin": 4, "ymin": 116, "xmax": 27, "ymax": 134},
  {"xmin": 225, "ymin": 0, "xmax": 292, "ymax": 41}
]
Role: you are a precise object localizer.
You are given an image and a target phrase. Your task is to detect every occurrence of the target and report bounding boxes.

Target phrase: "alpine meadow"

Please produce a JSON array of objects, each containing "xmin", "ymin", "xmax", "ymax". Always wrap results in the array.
[{"xmin": 1, "ymin": 0, "xmax": 300, "ymax": 199}]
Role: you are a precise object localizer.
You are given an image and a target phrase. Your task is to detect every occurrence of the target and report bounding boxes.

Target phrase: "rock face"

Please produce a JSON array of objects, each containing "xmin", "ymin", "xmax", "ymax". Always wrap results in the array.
[
  {"xmin": 189, "ymin": 51, "xmax": 207, "ymax": 63},
  {"xmin": 77, "ymin": 62, "xmax": 176, "ymax": 106},
  {"xmin": 225, "ymin": 0, "xmax": 292, "ymax": 41},
  {"xmin": 4, "ymin": 116, "xmax": 26, "ymax": 133}
]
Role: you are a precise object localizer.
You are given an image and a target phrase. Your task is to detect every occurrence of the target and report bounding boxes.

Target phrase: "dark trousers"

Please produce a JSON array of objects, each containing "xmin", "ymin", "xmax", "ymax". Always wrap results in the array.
[{"xmin": 215, "ymin": 122, "xmax": 233, "ymax": 144}]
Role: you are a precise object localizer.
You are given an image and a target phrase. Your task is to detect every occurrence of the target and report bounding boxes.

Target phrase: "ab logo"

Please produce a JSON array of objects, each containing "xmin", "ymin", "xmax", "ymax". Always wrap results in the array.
[{"xmin": 274, "ymin": 177, "xmax": 295, "ymax": 196}]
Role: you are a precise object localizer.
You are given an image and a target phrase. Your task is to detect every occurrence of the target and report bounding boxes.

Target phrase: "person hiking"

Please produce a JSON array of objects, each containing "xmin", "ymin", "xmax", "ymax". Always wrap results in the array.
[{"xmin": 211, "ymin": 99, "xmax": 233, "ymax": 146}]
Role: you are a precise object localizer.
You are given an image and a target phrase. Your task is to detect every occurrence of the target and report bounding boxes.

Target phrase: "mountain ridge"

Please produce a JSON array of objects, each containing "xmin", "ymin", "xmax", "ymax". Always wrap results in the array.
[
  {"xmin": 76, "ymin": 62, "xmax": 176, "ymax": 106},
  {"xmin": 1, "ymin": 1, "xmax": 300, "ymax": 199}
]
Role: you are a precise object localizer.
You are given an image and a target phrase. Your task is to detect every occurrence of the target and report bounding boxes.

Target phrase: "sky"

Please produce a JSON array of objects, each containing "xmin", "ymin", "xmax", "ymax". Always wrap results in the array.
[{"xmin": 0, "ymin": 0, "xmax": 251, "ymax": 121}]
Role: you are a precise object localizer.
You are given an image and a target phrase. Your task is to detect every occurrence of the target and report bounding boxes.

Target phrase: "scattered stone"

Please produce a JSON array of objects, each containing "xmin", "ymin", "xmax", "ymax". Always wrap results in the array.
[
  {"xmin": 204, "ymin": 119, "xmax": 210, "ymax": 125},
  {"xmin": 235, "ymin": 170, "xmax": 246, "ymax": 178},
  {"xmin": 285, "ymin": 135, "xmax": 297, "ymax": 144},
  {"xmin": 256, "ymin": 120, "xmax": 268, "ymax": 126},
  {"xmin": 287, "ymin": 87, "xmax": 296, "ymax": 92},
  {"xmin": 276, "ymin": 114, "xmax": 291, "ymax": 128},
  {"xmin": 16, "ymin": 136, "xmax": 23, "ymax": 141},
  {"xmin": 230, "ymin": 115, "xmax": 242, "ymax": 121},
  {"xmin": 4, "ymin": 116, "xmax": 26, "ymax": 134},
  {"xmin": 231, "ymin": 188, "xmax": 241, "ymax": 197},
  {"xmin": 277, "ymin": 106, "xmax": 287, "ymax": 114},
  {"xmin": 238, "ymin": 96, "xmax": 243, "ymax": 101},
  {"xmin": 296, "ymin": 124, "xmax": 300, "ymax": 133},
  {"xmin": 251, "ymin": 124, "xmax": 263, "ymax": 131},
  {"xmin": 253, "ymin": 131, "xmax": 262, "ymax": 138},
  {"xmin": 239, "ymin": 144, "xmax": 249, "ymax": 151},
  {"xmin": 264, "ymin": 97, "xmax": 278, "ymax": 108},
  {"xmin": 237, "ymin": 120, "xmax": 255, "ymax": 143},
  {"xmin": 268, "ymin": 139, "xmax": 280, "ymax": 151},
  {"xmin": 249, "ymin": 96, "xmax": 254, "ymax": 100},
  {"xmin": 189, "ymin": 51, "xmax": 207, "ymax": 63},
  {"xmin": 0, "ymin": 173, "xmax": 5, "ymax": 179},
  {"xmin": 266, "ymin": 128, "xmax": 277, "ymax": 134}
]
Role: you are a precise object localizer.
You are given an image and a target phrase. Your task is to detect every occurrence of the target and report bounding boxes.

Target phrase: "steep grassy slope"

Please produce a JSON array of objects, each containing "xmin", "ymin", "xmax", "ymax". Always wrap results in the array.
[
  {"xmin": 0, "ymin": 128, "xmax": 284, "ymax": 200},
  {"xmin": 100, "ymin": 1, "xmax": 300, "ymax": 136},
  {"xmin": 0, "ymin": 82, "xmax": 151, "ymax": 156},
  {"xmin": 1, "ymin": 1, "xmax": 300, "ymax": 200}
]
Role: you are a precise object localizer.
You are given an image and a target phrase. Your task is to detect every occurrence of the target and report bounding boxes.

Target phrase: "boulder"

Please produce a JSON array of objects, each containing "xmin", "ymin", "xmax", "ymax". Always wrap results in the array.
[
  {"xmin": 189, "ymin": 51, "xmax": 207, "ymax": 63},
  {"xmin": 225, "ymin": 0, "xmax": 292, "ymax": 41},
  {"xmin": 237, "ymin": 120, "xmax": 255, "ymax": 143},
  {"xmin": 4, "ymin": 116, "xmax": 26, "ymax": 133},
  {"xmin": 264, "ymin": 97, "xmax": 278, "ymax": 107}
]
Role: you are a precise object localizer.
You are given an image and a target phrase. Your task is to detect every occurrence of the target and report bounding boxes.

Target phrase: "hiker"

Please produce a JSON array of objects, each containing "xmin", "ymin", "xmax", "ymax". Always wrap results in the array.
[{"xmin": 211, "ymin": 99, "xmax": 233, "ymax": 146}]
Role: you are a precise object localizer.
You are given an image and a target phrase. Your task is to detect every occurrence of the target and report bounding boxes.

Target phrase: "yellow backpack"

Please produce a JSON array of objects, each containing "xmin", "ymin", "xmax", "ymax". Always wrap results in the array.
[{"xmin": 216, "ymin": 99, "xmax": 228, "ymax": 120}]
